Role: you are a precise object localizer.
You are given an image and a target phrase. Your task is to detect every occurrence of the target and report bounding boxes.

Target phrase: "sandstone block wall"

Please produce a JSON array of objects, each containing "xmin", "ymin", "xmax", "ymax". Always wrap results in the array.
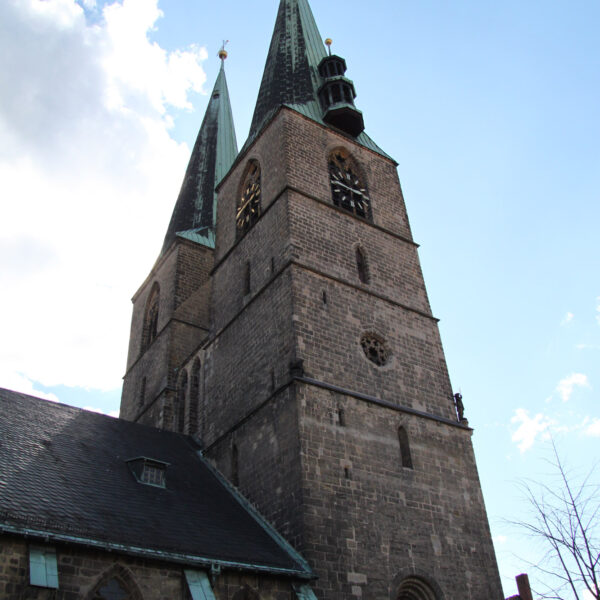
[
  {"xmin": 203, "ymin": 109, "xmax": 503, "ymax": 599},
  {"xmin": 296, "ymin": 384, "xmax": 502, "ymax": 600},
  {"xmin": 0, "ymin": 535, "xmax": 302, "ymax": 600},
  {"xmin": 121, "ymin": 241, "xmax": 213, "ymax": 428}
]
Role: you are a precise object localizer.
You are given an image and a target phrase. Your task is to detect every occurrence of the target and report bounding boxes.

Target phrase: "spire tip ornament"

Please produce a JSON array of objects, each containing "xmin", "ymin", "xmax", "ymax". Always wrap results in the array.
[
  {"xmin": 325, "ymin": 37, "xmax": 333, "ymax": 56},
  {"xmin": 218, "ymin": 40, "xmax": 229, "ymax": 61}
]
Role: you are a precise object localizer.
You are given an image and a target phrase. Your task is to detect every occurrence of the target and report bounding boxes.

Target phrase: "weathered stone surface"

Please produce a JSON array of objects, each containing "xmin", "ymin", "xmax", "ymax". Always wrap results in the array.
[{"xmin": 0, "ymin": 535, "xmax": 299, "ymax": 600}]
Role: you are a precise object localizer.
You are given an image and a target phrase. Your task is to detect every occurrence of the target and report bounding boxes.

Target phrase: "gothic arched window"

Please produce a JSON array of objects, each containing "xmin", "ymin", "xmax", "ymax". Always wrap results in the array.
[
  {"xmin": 138, "ymin": 377, "xmax": 146, "ymax": 409},
  {"xmin": 177, "ymin": 370, "xmax": 188, "ymax": 434},
  {"xmin": 141, "ymin": 283, "xmax": 160, "ymax": 353},
  {"xmin": 87, "ymin": 565, "xmax": 143, "ymax": 600},
  {"xmin": 236, "ymin": 160, "xmax": 261, "ymax": 237},
  {"xmin": 190, "ymin": 358, "xmax": 201, "ymax": 433},
  {"xmin": 92, "ymin": 578, "xmax": 130, "ymax": 600},
  {"xmin": 329, "ymin": 149, "xmax": 371, "ymax": 220},
  {"xmin": 398, "ymin": 426, "xmax": 413, "ymax": 469},
  {"xmin": 355, "ymin": 245, "xmax": 370, "ymax": 284}
]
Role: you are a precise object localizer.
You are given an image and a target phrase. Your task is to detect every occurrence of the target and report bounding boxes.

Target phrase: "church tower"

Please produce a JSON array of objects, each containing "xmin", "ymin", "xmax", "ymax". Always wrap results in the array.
[
  {"xmin": 121, "ymin": 2, "xmax": 503, "ymax": 598},
  {"xmin": 120, "ymin": 57, "xmax": 237, "ymax": 433}
]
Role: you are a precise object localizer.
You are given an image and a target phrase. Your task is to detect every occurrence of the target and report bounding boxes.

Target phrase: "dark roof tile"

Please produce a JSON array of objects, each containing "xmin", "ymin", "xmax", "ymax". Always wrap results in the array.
[{"xmin": 0, "ymin": 388, "xmax": 310, "ymax": 576}]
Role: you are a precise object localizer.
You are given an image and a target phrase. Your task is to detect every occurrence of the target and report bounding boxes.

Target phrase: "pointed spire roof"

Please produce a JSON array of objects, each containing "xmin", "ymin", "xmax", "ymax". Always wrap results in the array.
[
  {"xmin": 242, "ymin": 0, "xmax": 392, "ymax": 160},
  {"xmin": 162, "ymin": 61, "xmax": 238, "ymax": 253}
]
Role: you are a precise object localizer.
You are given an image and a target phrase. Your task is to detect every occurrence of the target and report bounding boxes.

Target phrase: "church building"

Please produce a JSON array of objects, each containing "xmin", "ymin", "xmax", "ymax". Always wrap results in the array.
[{"xmin": 0, "ymin": 1, "xmax": 505, "ymax": 598}]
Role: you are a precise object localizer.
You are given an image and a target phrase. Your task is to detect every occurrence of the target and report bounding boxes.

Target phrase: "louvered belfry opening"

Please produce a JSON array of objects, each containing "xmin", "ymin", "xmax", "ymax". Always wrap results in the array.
[{"xmin": 318, "ymin": 54, "xmax": 364, "ymax": 136}]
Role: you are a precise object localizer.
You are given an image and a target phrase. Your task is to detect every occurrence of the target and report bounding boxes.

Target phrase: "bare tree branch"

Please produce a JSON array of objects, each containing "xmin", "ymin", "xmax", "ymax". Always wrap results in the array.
[{"xmin": 507, "ymin": 444, "xmax": 599, "ymax": 600}]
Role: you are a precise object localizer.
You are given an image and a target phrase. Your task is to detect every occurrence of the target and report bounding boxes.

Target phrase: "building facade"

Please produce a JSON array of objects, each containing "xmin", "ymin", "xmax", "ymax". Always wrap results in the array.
[{"xmin": 120, "ymin": 1, "xmax": 504, "ymax": 598}]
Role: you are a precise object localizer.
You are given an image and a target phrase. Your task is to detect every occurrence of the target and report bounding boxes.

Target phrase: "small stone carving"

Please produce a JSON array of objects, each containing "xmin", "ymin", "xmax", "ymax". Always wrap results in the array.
[{"xmin": 454, "ymin": 393, "xmax": 465, "ymax": 422}]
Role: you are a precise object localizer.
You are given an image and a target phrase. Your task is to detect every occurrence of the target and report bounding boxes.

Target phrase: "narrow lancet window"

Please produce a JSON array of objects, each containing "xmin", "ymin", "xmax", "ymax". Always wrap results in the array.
[
  {"xmin": 141, "ymin": 283, "xmax": 160, "ymax": 353},
  {"xmin": 177, "ymin": 370, "xmax": 188, "ymax": 434},
  {"xmin": 138, "ymin": 377, "xmax": 146, "ymax": 409},
  {"xmin": 356, "ymin": 246, "xmax": 370, "ymax": 284},
  {"xmin": 398, "ymin": 426, "xmax": 413, "ymax": 469},
  {"xmin": 244, "ymin": 261, "xmax": 251, "ymax": 295},
  {"xmin": 190, "ymin": 358, "xmax": 201, "ymax": 433}
]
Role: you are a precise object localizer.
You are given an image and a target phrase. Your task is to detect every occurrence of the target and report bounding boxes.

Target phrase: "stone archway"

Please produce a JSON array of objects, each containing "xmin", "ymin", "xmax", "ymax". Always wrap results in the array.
[
  {"xmin": 397, "ymin": 576, "xmax": 439, "ymax": 600},
  {"xmin": 85, "ymin": 564, "xmax": 144, "ymax": 600}
]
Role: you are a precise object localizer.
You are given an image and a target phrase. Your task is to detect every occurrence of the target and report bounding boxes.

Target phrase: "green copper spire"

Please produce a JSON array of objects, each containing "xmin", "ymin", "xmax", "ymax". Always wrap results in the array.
[
  {"xmin": 246, "ymin": 0, "xmax": 325, "ymax": 143},
  {"xmin": 162, "ymin": 58, "xmax": 238, "ymax": 253},
  {"xmin": 243, "ymin": 0, "xmax": 391, "ymax": 159}
]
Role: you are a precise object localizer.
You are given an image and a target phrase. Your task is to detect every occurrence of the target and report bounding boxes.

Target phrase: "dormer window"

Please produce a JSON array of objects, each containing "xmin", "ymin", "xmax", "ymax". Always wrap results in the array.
[{"xmin": 126, "ymin": 457, "xmax": 169, "ymax": 488}]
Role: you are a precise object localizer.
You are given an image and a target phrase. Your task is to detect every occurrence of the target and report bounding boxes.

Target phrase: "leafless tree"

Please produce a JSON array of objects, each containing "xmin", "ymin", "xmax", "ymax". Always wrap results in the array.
[{"xmin": 512, "ymin": 444, "xmax": 599, "ymax": 599}]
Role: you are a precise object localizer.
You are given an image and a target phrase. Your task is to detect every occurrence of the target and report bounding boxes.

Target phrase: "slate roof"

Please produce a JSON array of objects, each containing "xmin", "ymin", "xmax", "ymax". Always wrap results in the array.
[
  {"xmin": 0, "ymin": 388, "xmax": 311, "ymax": 577},
  {"xmin": 242, "ymin": 0, "xmax": 393, "ymax": 161},
  {"xmin": 161, "ymin": 62, "xmax": 238, "ymax": 254}
]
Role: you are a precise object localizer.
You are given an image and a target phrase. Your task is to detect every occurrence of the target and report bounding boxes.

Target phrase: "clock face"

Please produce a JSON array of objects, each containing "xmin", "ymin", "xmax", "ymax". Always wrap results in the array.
[
  {"xmin": 236, "ymin": 162, "xmax": 261, "ymax": 235},
  {"xmin": 329, "ymin": 152, "xmax": 370, "ymax": 219}
]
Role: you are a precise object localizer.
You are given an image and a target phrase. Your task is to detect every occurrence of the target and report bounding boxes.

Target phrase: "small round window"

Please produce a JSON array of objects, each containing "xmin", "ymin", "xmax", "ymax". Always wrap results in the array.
[{"xmin": 360, "ymin": 333, "xmax": 390, "ymax": 366}]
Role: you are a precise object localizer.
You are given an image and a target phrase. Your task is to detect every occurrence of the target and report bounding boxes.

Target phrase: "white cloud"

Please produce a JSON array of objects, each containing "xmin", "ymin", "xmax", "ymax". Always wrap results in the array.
[
  {"xmin": 511, "ymin": 408, "xmax": 553, "ymax": 453},
  {"xmin": 493, "ymin": 535, "xmax": 507, "ymax": 545},
  {"xmin": 575, "ymin": 344, "xmax": 600, "ymax": 350},
  {"xmin": 0, "ymin": 368, "xmax": 59, "ymax": 402},
  {"xmin": 0, "ymin": 0, "xmax": 208, "ymax": 391},
  {"xmin": 84, "ymin": 406, "xmax": 119, "ymax": 418},
  {"xmin": 561, "ymin": 311, "xmax": 574, "ymax": 325},
  {"xmin": 556, "ymin": 373, "xmax": 590, "ymax": 402},
  {"xmin": 583, "ymin": 418, "xmax": 600, "ymax": 438}
]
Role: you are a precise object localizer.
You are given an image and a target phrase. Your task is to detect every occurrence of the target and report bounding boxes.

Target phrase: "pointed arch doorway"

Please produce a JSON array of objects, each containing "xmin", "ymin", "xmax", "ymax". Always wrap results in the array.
[{"xmin": 396, "ymin": 576, "xmax": 439, "ymax": 600}]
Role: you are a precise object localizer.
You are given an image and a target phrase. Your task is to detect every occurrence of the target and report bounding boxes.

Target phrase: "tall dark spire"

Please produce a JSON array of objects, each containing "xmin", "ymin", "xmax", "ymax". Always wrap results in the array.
[
  {"xmin": 246, "ymin": 0, "xmax": 325, "ymax": 143},
  {"xmin": 243, "ymin": 0, "xmax": 390, "ymax": 158},
  {"xmin": 162, "ymin": 60, "xmax": 237, "ymax": 253}
]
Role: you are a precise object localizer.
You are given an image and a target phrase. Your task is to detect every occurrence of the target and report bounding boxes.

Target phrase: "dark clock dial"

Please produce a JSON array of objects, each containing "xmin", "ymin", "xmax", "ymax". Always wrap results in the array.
[
  {"xmin": 329, "ymin": 153, "xmax": 370, "ymax": 219},
  {"xmin": 236, "ymin": 163, "xmax": 261, "ymax": 234}
]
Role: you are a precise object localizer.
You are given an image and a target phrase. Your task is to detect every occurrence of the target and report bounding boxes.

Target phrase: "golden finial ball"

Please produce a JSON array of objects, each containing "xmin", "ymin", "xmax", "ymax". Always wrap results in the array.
[
  {"xmin": 325, "ymin": 38, "xmax": 333, "ymax": 47},
  {"xmin": 218, "ymin": 49, "xmax": 228, "ymax": 60}
]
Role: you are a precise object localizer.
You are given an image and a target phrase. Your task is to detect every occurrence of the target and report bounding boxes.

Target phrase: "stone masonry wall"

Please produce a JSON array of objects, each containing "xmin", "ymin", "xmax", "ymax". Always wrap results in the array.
[
  {"xmin": 0, "ymin": 534, "xmax": 303, "ymax": 599},
  {"xmin": 290, "ymin": 264, "xmax": 455, "ymax": 420},
  {"xmin": 121, "ymin": 240, "xmax": 212, "ymax": 428},
  {"xmin": 207, "ymin": 385, "xmax": 305, "ymax": 550},
  {"xmin": 214, "ymin": 115, "xmax": 290, "ymax": 265},
  {"xmin": 203, "ymin": 269, "xmax": 295, "ymax": 443},
  {"xmin": 296, "ymin": 384, "xmax": 503, "ymax": 600},
  {"xmin": 287, "ymin": 187, "xmax": 431, "ymax": 319},
  {"xmin": 202, "ymin": 108, "xmax": 503, "ymax": 599},
  {"xmin": 280, "ymin": 110, "xmax": 413, "ymax": 243}
]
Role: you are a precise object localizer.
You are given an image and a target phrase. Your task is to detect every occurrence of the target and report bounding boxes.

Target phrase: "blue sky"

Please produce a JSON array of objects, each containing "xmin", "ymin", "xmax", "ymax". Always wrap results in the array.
[{"xmin": 1, "ymin": 1, "xmax": 598, "ymax": 596}]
